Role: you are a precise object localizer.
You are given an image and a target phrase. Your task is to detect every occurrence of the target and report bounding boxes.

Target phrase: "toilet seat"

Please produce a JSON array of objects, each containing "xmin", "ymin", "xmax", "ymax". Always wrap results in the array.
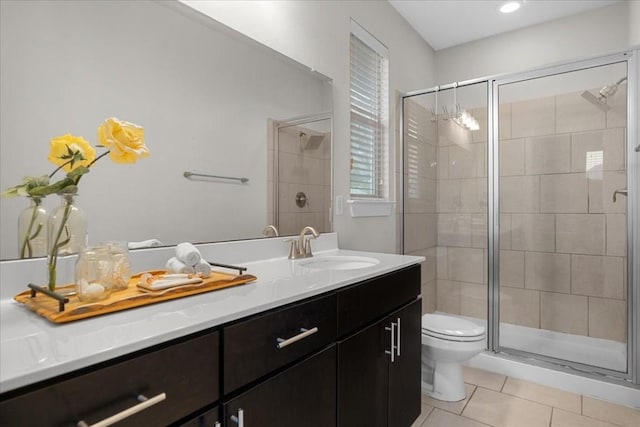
[{"xmin": 421, "ymin": 314, "xmax": 485, "ymax": 342}]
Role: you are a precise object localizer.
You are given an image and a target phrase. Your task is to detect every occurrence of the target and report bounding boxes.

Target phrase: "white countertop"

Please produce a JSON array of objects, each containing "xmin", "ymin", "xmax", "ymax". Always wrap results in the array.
[{"xmin": 0, "ymin": 234, "xmax": 424, "ymax": 394}]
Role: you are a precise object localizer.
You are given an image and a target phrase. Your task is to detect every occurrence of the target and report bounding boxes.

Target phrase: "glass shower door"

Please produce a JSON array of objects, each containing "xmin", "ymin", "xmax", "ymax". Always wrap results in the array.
[{"xmin": 495, "ymin": 61, "xmax": 629, "ymax": 373}]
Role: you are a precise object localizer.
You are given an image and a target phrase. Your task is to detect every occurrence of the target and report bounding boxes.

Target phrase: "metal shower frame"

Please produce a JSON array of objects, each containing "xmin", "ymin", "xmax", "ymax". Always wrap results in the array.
[{"xmin": 400, "ymin": 48, "xmax": 639, "ymax": 387}]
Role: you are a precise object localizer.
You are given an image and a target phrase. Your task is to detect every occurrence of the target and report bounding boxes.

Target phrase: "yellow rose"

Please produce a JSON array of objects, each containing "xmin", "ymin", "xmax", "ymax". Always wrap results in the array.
[
  {"xmin": 47, "ymin": 134, "xmax": 96, "ymax": 172},
  {"xmin": 97, "ymin": 117, "xmax": 149, "ymax": 164}
]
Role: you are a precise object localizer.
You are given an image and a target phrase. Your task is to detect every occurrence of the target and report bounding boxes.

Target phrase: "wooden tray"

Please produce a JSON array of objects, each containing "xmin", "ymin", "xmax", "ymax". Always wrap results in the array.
[{"xmin": 14, "ymin": 270, "xmax": 257, "ymax": 324}]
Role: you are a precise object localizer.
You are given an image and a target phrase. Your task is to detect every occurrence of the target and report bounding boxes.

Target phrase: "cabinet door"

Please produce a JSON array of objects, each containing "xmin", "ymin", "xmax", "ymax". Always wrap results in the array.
[
  {"xmin": 224, "ymin": 345, "xmax": 336, "ymax": 427},
  {"xmin": 388, "ymin": 299, "xmax": 421, "ymax": 427},
  {"xmin": 337, "ymin": 319, "xmax": 389, "ymax": 427}
]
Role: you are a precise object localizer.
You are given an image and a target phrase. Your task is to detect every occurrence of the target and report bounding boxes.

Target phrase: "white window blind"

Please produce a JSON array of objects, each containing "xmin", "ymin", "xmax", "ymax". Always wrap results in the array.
[{"xmin": 350, "ymin": 21, "xmax": 388, "ymax": 198}]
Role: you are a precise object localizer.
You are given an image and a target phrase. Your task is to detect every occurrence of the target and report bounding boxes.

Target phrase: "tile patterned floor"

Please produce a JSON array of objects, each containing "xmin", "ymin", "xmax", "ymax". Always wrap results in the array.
[{"xmin": 412, "ymin": 367, "xmax": 640, "ymax": 427}]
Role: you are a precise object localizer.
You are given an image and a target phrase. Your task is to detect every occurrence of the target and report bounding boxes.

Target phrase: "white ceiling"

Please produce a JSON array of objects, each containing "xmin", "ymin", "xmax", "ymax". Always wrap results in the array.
[{"xmin": 388, "ymin": 0, "xmax": 621, "ymax": 51}]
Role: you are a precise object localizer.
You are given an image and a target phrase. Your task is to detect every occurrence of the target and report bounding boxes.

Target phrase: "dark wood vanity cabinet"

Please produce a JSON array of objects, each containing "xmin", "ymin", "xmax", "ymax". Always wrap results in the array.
[
  {"xmin": 0, "ymin": 264, "xmax": 421, "ymax": 427},
  {"xmin": 223, "ymin": 345, "xmax": 336, "ymax": 427},
  {"xmin": 337, "ymin": 265, "xmax": 422, "ymax": 427},
  {"xmin": 0, "ymin": 332, "xmax": 220, "ymax": 427}
]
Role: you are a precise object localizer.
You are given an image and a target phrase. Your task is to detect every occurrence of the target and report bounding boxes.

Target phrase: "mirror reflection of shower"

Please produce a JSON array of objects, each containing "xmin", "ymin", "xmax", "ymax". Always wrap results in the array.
[{"xmin": 268, "ymin": 114, "xmax": 332, "ymax": 237}]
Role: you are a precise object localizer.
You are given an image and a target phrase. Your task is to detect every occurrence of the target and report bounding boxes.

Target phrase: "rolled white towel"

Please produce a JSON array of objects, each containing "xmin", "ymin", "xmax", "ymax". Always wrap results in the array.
[
  {"xmin": 194, "ymin": 259, "xmax": 211, "ymax": 278},
  {"xmin": 175, "ymin": 242, "xmax": 201, "ymax": 266},
  {"xmin": 165, "ymin": 257, "xmax": 196, "ymax": 274},
  {"xmin": 128, "ymin": 239, "xmax": 164, "ymax": 249}
]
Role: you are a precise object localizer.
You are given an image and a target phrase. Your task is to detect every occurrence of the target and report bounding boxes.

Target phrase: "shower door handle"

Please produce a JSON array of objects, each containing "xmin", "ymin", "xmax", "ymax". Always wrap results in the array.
[{"xmin": 635, "ymin": 143, "xmax": 640, "ymax": 152}]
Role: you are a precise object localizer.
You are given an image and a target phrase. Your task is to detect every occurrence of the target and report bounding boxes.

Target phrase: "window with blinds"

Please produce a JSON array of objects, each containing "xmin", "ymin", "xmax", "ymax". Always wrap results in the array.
[{"xmin": 350, "ymin": 21, "xmax": 389, "ymax": 198}]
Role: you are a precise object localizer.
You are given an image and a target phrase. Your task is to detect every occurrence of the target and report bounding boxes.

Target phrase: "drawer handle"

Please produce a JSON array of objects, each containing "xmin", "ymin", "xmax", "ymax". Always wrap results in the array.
[
  {"xmin": 276, "ymin": 327, "xmax": 318, "ymax": 349},
  {"xmin": 230, "ymin": 408, "xmax": 244, "ymax": 426},
  {"xmin": 76, "ymin": 393, "xmax": 166, "ymax": 427}
]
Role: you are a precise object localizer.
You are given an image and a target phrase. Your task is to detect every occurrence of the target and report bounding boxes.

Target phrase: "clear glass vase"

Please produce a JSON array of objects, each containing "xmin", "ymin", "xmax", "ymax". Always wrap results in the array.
[
  {"xmin": 47, "ymin": 191, "xmax": 88, "ymax": 290},
  {"xmin": 17, "ymin": 196, "xmax": 48, "ymax": 259}
]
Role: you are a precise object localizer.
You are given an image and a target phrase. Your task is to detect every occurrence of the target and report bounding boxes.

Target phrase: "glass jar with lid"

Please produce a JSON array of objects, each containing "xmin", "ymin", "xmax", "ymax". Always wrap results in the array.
[
  {"xmin": 105, "ymin": 241, "xmax": 131, "ymax": 291},
  {"xmin": 75, "ymin": 245, "xmax": 113, "ymax": 302}
]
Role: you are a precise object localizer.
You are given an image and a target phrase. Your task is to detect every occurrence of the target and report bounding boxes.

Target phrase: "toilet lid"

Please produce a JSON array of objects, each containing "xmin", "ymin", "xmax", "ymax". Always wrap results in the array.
[{"xmin": 421, "ymin": 314, "xmax": 485, "ymax": 338}]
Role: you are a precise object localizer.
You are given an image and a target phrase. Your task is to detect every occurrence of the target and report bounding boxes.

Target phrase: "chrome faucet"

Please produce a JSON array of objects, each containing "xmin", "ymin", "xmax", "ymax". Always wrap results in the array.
[
  {"xmin": 286, "ymin": 226, "xmax": 319, "ymax": 259},
  {"xmin": 262, "ymin": 224, "xmax": 279, "ymax": 237}
]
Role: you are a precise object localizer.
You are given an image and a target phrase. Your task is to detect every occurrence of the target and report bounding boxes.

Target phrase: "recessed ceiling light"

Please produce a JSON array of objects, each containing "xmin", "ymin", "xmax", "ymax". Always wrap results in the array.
[{"xmin": 500, "ymin": 2, "xmax": 521, "ymax": 13}]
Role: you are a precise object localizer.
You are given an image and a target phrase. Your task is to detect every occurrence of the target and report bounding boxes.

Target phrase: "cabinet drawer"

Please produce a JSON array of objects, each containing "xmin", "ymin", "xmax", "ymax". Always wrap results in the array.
[
  {"xmin": 223, "ymin": 293, "xmax": 336, "ymax": 394},
  {"xmin": 0, "ymin": 331, "xmax": 219, "ymax": 427},
  {"xmin": 337, "ymin": 264, "xmax": 420, "ymax": 337}
]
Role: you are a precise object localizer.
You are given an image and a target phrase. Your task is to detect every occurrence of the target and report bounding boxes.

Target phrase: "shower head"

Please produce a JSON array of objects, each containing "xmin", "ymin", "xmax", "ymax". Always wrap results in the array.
[
  {"xmin": 580, "ymin": 90, "xmax": 610, "ymax": 112},
  {"xmin": 598, "ymin": 76, "xmax": 627, "ymax": 99},
  {"xmin": 299, "ymin": 132, "xmax": 324, "ymax": 150}
]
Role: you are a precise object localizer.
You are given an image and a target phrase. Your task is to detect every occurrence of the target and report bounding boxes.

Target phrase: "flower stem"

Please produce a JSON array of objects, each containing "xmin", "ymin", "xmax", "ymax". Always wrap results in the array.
[
  {"xmin": 47, "ymin": 199, "xmax": 72, "ymax": 291},
  {"xmin": 20, "ymin": 202, "xmax": 39, "ymax": 258}
]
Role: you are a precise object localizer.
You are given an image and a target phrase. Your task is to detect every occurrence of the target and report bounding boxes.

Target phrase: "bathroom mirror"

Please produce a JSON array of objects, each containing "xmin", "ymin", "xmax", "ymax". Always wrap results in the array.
[{"xmin": 0, "ymin": 0, "xmax": 332, "ymax": 260}]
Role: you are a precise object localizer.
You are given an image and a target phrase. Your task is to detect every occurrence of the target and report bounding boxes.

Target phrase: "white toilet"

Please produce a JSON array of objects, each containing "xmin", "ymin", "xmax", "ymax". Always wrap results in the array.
[{"xmin": 421, "ymin": 313, "xmax": 486, "ymax": 402}]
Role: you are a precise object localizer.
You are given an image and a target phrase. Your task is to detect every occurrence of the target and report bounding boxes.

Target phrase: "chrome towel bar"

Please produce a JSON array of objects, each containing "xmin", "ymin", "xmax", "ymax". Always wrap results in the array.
[{"xmin": 183, "ymin": 171, "xmax": 249, "ymax": 183}]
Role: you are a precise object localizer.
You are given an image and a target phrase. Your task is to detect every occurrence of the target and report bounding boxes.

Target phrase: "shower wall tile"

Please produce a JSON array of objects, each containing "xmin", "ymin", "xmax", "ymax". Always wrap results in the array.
[
  {"xmin": 588, "ymin": 297, "xmax": 626, "ymax": 342},
  {"xmin": 438, "ymin": 213, "xmax": 472, "ymax": 247},
  {"xmin": 500, "ymin": 250, "xmax": 524, "ymax": 288},
  {"xmin": 571, "ymin": 128, "xmax": 625, "ymax": 172},
  {"xmin": 500, "ymin": 214, "xmax": 512, "ymax": 250},
  {"xmin": 278, "ymin": 151, "xmax": 301, "ymax": 184},
  {"xmin": 525, "ymin": 252, "xmax": 571, "ymax": 293},
  {"xmin": 606, "ymin": 84, "xmax": 627, "ymax": 129},
  {"xmin": 571, "ymin": 255, "xmax": 624, "ymax": 300},
  {"xmin": 322, "ymin": 158, "xmax": 331, "ymax": 186},
  {"xmin": 405, "ymin": 138, "xmax": 437, "ymax": 179},
  {"xmin": 460, "ymin": 178, "xmax": 487, "ymax": 213},
  {"xmin": 555, "ymin": 90, "xmax": 606, "ymax": 133},
  {"xmin": 405, "ymin": 176, "xmax": 436, "ymax": 214},
  {"xmin": 437, "ymin": 246, "xmax": 448, "ymax": 280},
  {"xmin": 474, "ymin": 143, "xmax": 487, "ymax": 178},
  {"xmin": 556, "ymin": 214, "xmax": 605, "ymax": 255},
  {"xmin": 540, "ymin": 173, "xmax": 588, "ymax": 213},
  {"xmin": 606, "ymin": 214, "xmax": 627, "ymax": 256},
  {"xmin": 511, "ymin": 214, "xmax": 555, "ymax": 252},
  {"xmin": 471, "ymin": 214, "xmax": 487, "ymax": 249},
  {"xmin": 460, "ymin": 282, "xmax": 487, "ymax": 320},
  {"xmin": 449, "ymin": 145, "xmax": 479, "ymax": 179},
  {"xmin": 500, "ymin": 286, "xmax": 540, "ymax": 328},
  {"xmin": 588, "ymin": 171, "xmax": 627, "ymax": 214},
  {"xmin": 404, "ymin": 213, "xmax": 437, "ymax": 253},
  {"xmin": 500, "ymin": 176, "xmax": 540, "ymax": 213},
  {"xmin": 499, "ymin": 103, "xmax": 512, "ymax": 140},
  {"xmin": 448, "ymin": 247, "xmax": 485, "ymax": 284},
  {"xmin": 436, "ymin": 279, "xmax": 460, "ymax": 315},
  {"xmin": 499, "ymin": 138, "xmax": 525, "ymax": 176},
  {"xmin": 525, "ymin": 134, "xmax": 571, "ymax": 175},
  {"xmin": 422, "ymin": 280, "xmax": 437, "ymax": 314},
  {"xmin": 301, "ymin": 155, "xmax": 323, "ymax": 185},
  {"xmin": 437, "ymin": 147, "xmax": 449, "ymax": 180},
  {"xmin": 471, "ymin": 107, "xmax": 487, "ymax": 144},
  {"xmin": 437, "ymin": 179, "xmax": 460, "ymax": 212},
  {"xmin": 540, "ymin": 292, "xmax": 588, "ymax": 335},
  {"xmin": 511, "ymin": 96, "xmax": 555, "ymax": 138}
]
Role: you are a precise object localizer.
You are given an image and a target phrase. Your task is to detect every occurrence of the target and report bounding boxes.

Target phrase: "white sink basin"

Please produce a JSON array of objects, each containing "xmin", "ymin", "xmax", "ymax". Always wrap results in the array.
[{"xmin": 299, "ymin": 256, "xmax": 380, "ymax": 271}]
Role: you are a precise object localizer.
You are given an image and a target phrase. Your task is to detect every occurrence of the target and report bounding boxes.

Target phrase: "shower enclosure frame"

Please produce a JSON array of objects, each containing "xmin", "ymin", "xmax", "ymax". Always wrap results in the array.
[{"xmin": 401, "ymin": 48, "xmax": 639, "ymax": 387}]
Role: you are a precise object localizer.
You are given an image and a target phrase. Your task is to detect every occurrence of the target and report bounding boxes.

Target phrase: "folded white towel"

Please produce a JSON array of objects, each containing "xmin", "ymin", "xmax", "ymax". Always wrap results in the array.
[
  {"xmin": 128, "ymin": 239, "xmax": 164, "ymax": 249},
  {"xmin": 194, "ymin": 259, "xmax": 211, "ymax": 278},
  {"xmin": 175, "ymin": 242, "xmax": 201, "ymax": 266},
  {"xmin": 166, "ymin": 257, "xmax": 196, "ymax": 274}
]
